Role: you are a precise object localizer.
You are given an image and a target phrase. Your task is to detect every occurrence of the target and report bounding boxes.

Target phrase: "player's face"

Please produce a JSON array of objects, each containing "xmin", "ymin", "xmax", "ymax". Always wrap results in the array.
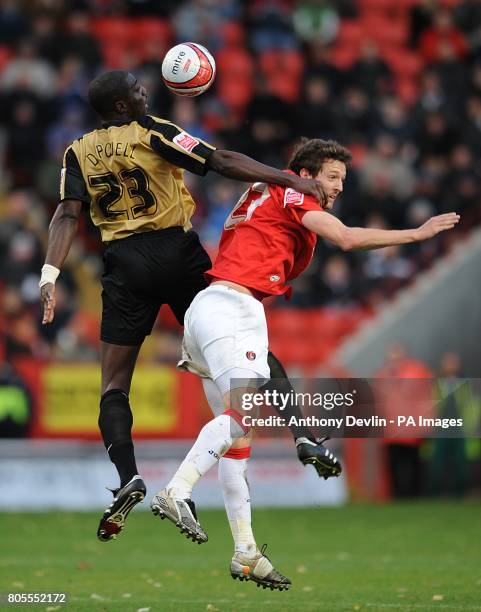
[
  {"xmin": 125, "ymin": 73, "xmax": 148, "ymax": 119},
  {"xmin": 314, "ymin": 159, "xmax": 346, "ymax": 210}
]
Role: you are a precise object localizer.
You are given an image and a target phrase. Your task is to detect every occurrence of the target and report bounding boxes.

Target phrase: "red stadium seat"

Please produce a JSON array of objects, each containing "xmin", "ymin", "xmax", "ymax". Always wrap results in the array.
[
  {"xmin": 383, "ymin": 48, "xmax": 424, "ymax": 78},
  {"xmin": 131, "ymin": 18, "xmax": 172, "ymax": 48},
  {"xmin": 91, "ymin": 18, "xmax": 133, "ymax": 45},
  {"xmin": 336, "ymin": 20, "xmax": 364, "ymax": 47},
  {"xmin": 360, "ymin": 15, "xmax": 409, "ymax": 47},
  {"xmin": 328, "ymin": 45, "xmax": 358, "ymax": 69},
  {"xmin": 267, "ymin": 73, "xmax": 301, "ymax": 103},
  {"xmin": 101, "ymin": 41, "xmax": 138, "ymax": 70},
  {"xmin": 395, "ymin": 75, "xmax": 419, "ymax": 106},
  {"xmin": 0, "ymin": 46, "xmax": 12, "ymax": 72},
  {"xmin": 218, "ymin": 77, "xmax": 253, "ymax": 110},
  {"xmin": 220, "ymin": 21, "xmax": 246, "ymax": 47},
  {"xmin": 259, "ymin": 49, "xmax": 304, "ymax": 79},
  {"xmin": 216, "ymin": 47, "xmax": 254, "ymax": 80}
]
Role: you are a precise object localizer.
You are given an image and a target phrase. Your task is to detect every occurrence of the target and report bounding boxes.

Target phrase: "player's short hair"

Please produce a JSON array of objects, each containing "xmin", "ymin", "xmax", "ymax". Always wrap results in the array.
[
  {"xmin": 88, "ymin": 70, "xmax": 131, "ymax": 119},
  {"xmin": 288, "ymin": 138, "xmax": 352, "ymax": 176}
]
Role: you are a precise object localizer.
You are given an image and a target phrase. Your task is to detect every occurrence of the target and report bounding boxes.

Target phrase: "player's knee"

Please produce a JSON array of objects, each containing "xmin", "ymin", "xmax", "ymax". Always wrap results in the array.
[{"xmin": 98, "ymin": 389, "xmax": 133, "ymax": 447}]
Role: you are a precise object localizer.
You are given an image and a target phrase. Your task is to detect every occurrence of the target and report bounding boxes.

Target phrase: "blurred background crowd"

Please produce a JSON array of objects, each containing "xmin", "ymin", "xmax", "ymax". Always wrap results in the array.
[{"xmin": 0, "ymin": 0, "xmax": 480, "ymax": 364}]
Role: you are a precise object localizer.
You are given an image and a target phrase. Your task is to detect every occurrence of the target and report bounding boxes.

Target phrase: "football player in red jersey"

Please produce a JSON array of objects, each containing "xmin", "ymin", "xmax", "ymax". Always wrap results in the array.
[{"xmin": 151, "ymin": 138, "xmax": 459, "ymax": 591}]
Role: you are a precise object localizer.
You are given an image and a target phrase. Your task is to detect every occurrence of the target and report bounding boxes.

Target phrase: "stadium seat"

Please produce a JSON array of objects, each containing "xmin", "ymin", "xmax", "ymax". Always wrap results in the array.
[
  {"xmin": 383, "ymin": 48, "xmax": 424, "ymax": 78},
  {"xmin": 0, "ymin": 46, "xmax": 11, "ymax": 72},
  {"xmin": 395, "ymin": 75, "xmax": 419, "ymax": 106},
  {"xmin": 259, "ymin": 49, "xmax": 304, "ymax": 79},
  {"xmin": 101, "ymin": 41, "xmax": 138, "ymax": 70},
  {"xmin": 218, "ymin": 77, "xmax": 253, "ymax": 110},
  {"xmin": 132, "ymin": 18, "xmax": 172, "ymax": 49},
  {"xmin": 328, "ymin": 45, "xmax": 358, "ymax": 69},
  {"xmin": 360, "ymin": 15, "xmax": 409, "ymax": 47},
  {"xmin": 91, "ymin": 18, "xmax": 133, "ymax": 46},
  {"xmin": 216, "ymin": 47, "xmax": 254, "ymax": 80},
  {"xmin": 267, "ymin": 73, "xmax": 301, "ymax": 103},
  {"xmin": 336, "ymin": 19, "xmax": 364, "ymax": 47},
  {"xmin": 220, "ymin": 21, "xmax": 246, "ymax": 47}
]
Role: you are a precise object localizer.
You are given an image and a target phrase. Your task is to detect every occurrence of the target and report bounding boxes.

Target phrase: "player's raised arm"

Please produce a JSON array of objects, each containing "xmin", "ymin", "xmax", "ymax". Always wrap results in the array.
[
  {"xmin": 40, "ymin": 198, "xmax": 82, "ymax": 324},
  {"xmin": 207, "ymin": 149, "xmax": 328, "ymax": 206},
  {"xmin": 301, "ymin": 210, "xmax": 460, "ymax": 251}
]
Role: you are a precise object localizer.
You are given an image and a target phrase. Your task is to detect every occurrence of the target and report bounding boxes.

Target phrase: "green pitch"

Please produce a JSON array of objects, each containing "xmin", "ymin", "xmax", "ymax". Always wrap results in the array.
[{"xmin": 1, "ymin": 503, "xmax": 480, "ymax": 611}]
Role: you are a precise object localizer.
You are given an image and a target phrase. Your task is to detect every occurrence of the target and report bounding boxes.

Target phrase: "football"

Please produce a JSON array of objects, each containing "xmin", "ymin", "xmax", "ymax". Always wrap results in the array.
[{"xmin": 161, "ymin": 42, "xmax": 216, "ymax": 97}]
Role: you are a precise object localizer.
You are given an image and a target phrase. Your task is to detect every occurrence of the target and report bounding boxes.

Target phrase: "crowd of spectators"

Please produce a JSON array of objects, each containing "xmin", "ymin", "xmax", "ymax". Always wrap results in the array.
[{"xmin": 0, "ymin": 0, "xmax": 480, "ymax": 362}]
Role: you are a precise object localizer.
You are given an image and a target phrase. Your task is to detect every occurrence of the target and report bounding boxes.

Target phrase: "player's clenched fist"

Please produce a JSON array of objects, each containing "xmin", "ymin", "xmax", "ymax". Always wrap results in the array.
[
  {"xmin": 40, "ymin": 283, "xmax": 56, "ymax": 324},
  {"xmin": 415, "ymin": 213, "xmax": 460, "ymax": 240}
]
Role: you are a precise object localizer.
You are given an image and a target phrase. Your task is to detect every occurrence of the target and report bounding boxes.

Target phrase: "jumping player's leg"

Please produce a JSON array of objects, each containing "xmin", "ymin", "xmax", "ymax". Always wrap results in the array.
[
  {"xmin": 99, "ymin": 342, "xmax": 142, "ymax": 487},
  {"xmin": 265, "ymin": 351, "xmax": 342, "ymax": 479},
  {"xmin": 96, "ymin": 341, "xmax": 147, "ymax": 542}
]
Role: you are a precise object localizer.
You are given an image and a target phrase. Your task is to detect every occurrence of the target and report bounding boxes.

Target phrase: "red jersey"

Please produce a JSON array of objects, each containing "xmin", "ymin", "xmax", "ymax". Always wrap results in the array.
[{"xmin": 206, "ymin": 174, "xmax": 323, "ymax": 298}]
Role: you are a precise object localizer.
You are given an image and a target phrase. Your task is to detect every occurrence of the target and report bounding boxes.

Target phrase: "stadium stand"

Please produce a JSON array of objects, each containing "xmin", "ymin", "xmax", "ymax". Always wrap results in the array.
[{"xmin": 0, "ymin": 0, "xmax": 479, "ymax": 369}]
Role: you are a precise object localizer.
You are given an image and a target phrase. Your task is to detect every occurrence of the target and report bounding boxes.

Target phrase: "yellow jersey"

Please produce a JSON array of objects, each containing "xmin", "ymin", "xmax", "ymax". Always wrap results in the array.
[{"xmin": 60, "ymin": 115, "xmax": 216, "ymax": 242}]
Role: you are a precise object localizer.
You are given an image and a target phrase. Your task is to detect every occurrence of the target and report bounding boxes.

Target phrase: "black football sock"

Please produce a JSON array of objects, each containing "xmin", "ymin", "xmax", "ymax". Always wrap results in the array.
[
  {"xmin": 99, "ymin": 389, "xmax": 139, "ymax": 487},
  {"xmin": 263, "ymin": 351, "xmax": 315, "ymax": 441}
]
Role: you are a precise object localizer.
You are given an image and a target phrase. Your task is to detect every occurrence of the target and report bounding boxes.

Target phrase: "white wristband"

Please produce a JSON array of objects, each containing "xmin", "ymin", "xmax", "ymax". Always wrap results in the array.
[{"xmin": 39, "ymin": 264, "xmax": 60, "ymax": 288}]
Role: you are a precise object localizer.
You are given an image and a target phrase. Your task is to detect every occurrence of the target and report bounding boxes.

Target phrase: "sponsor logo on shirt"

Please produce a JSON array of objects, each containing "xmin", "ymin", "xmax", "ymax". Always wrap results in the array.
[
  {"xmin": 246, "ymin": 351, "xmax": 256, "ymax": 361},
  {"xmin": 284, "ymin": 188, "xmax": 304, "ymax": 206},
  {"xmin": 173, "ymin": 132, "xmax": 199, "ymax": 153},
  {"xmin": 270, "ymin": 275, "xmax": 280, "ymax": 282}
]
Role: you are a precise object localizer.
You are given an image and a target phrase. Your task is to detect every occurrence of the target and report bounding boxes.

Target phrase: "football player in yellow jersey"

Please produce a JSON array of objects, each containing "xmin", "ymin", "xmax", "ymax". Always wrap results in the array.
[{"xmin": 39, "ymin": 70, "xmax": 339, "ymax": 542}]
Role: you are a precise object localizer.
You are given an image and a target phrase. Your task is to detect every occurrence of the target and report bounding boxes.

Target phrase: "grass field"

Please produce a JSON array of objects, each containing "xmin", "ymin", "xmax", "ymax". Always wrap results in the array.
[{"xmin": 1, "ymin": 503, "xmax": 480, "ymax": 612}]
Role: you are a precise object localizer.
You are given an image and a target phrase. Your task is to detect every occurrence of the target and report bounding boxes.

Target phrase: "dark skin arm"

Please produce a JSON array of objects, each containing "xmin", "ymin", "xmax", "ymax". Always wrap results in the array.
[
  {"xmin": 208, "ymin": 149, "xmax": 328, "ymax": 206},
  {"xmin": 40, "ymin": 199, "xmax": 82, "ymax": 324}
]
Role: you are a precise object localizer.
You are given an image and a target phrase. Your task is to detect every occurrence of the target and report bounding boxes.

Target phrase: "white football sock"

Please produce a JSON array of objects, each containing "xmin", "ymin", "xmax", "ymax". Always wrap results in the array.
[
  {"xmin": 219, "ymin": 456, "xmax": 257, "ymax": 555},
  {"xmin": 167, "ymin": 414, "xmax": 244, "ymax": 499}
]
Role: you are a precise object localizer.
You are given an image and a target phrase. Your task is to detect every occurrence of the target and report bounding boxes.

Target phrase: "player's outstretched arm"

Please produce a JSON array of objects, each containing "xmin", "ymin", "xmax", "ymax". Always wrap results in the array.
[
  {"xmin": 302, "ymin": 211, "xmax": 460, "ymax": 251},
  {"xmin": 40, "ymin": 199, "xmax": 82, "ymax": 324},
  {"xmin": 208, "ymin": 149, "xmax": 328, "ymax": 206}
]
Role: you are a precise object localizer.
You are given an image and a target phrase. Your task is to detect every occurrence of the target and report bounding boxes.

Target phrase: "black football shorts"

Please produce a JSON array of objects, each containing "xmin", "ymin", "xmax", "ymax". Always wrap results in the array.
[{"xmin": 100, "ymin": 227, "xmax": 211, "ymax": 345}]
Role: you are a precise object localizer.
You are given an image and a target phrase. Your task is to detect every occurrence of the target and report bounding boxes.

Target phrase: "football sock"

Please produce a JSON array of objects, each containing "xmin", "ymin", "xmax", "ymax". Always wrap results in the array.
[
  {"xmin": 167, "ymin": 414, "xmax": 245, "ymax": 499},
  {"xmin": 219, "ymin": 454, "xmax": 257, "ymax": 555},
  {"xmin": 98, "ymin": 389, "xmax": 139, "ymax": 487},
  {"xmin": 264, "ymin": 351, "xmax": 315, "ymax": 440}
]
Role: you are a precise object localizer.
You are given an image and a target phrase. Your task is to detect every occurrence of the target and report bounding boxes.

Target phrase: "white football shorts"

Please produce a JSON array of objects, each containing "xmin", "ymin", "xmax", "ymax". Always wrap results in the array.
[{"xmin": 178, "ymin": 284, "xmax": 270, "ymax": 393}]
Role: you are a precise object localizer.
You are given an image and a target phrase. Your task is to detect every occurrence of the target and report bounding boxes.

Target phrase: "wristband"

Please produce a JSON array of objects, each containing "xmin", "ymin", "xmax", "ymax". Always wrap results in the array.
[{"xmin": 39, "ymin": 264, "xmax": 60, "ymax": 288}]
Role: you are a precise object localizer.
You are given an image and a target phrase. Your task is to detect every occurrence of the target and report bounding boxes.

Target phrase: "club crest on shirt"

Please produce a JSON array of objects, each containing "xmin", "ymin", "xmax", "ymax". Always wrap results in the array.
[
  {"xmin": 173, "ymin": 132, "xmax": 199, "ymax": 153},
  {"xmin": 284, "ymin": 188, "xmax": 304, "ymax": 206},
  {"xmin": 246, "ymin": 351, "xmax": 256, "ymax": 361}
]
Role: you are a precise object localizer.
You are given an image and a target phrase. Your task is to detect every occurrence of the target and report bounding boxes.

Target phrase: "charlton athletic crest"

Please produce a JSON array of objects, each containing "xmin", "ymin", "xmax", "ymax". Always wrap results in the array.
[
  {"xmin": 284, "ymin": 188, "xmax": 304, "ymax": 206},
  {"xmin": 246, "ymin": 351, "xmax": 256, "ymax": 361}
]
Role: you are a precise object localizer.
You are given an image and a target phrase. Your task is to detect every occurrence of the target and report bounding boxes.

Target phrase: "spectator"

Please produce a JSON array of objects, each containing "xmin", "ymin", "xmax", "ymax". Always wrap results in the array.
[
  {"xmin": 304, "ymin": 40, "xmax": 343, "ymax": 95},
  {"xmin": 416, "ymin": 112, "xmax": 458, "ymax": 165},
  {"xmin": 358, "ymin": 133, "xmax": 416, "ymax": 204},
  {"xmin": 5, "ymin": 99, "xmax": 46, "ymax": 187},
  {"xmin": 60, "ymin": 10, "xmax": 102, "ymax": 71},
  {"xmin": 338, "ymin": 86, "xmax": 375, "ymax": 145},
  {"xmin": 293, "ymin": 0, "xmax": 340, "ymax": 45},
  {"xmin": 429, "ymin": 352, "xmax": 470, "ymax": 497},
  {"xmin": 376, "ymin": 342, "xmax": 433, "ymax": 499},
  {"xmin": 295, "ymin": 75, "xmax": 339, "ymax": 139},
  {"xmin": 349, "ymin": 40, "xmax": 393, "ymax": 98},
  {"xmin": 1, "ymin": 38, "xmax": 56, "ymax": 98},
  {"xmin": 441, "ymin": 145, "xmax": 480, "ymax": 215},
  {"xmin": 419, "ymin": 8, "xmax": 468, "ymax": 64},
  {"xmin": 409, "ymin": 0, "xmax": 438, "ymax": 49},
  {"xmin": 247, "ymin": 0, "xmax": 298, "ymax": 52}
]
